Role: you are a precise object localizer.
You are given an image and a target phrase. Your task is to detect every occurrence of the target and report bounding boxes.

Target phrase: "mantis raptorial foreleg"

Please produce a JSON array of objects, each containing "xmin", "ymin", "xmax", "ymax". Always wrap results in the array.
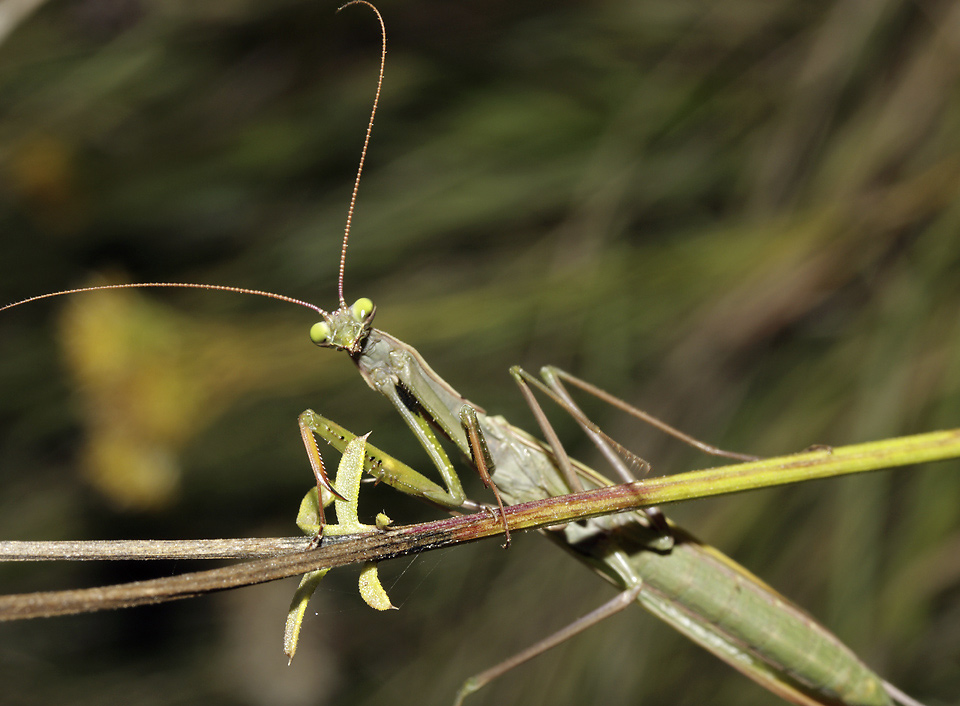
[
  {"xmin": 302, "ymin": 392, "xmax": 510, "ymax": 537},
  {"xmin": 297, "ymin": 412, "xmax": 348, "ymax": 528},
  {"xmin": 284, "ymin": 433, "xmax": 396, "ymax": 661},
  {"xmin": 285, "ymin": 407, "xmax": 512, "ymax": 662},
  {"xmin": 298, "ymin": 409, "xmax": 473, "ymax": 511}
]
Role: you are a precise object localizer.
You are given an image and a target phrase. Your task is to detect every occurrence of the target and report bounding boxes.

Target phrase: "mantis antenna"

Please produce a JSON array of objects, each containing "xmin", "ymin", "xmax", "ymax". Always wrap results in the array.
[
  {"xmin": 0, "ymin": 283, "xmax": 325, "ymax": 316},
  {"xmin": 335, "ymin": 0, "xmax": 386, "ymax": 311},
  {"xmin": 1, "ymin": 2, "xmax": 389, "ymax": 320}
]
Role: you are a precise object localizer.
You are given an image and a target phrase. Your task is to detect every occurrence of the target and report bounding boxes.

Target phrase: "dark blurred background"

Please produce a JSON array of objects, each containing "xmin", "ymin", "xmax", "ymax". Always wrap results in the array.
[{"xmin": 1, "ymin": 1, "xmax": 958, "ymax": 704}]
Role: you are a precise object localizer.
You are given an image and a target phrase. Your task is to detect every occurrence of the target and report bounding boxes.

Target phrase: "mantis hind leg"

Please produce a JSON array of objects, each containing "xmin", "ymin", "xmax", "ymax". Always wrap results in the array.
[
  {"xmin": 511, "ymin": 365, "xmax": 756, "ymax": 546},
  {"xmin": 508, "ymin": 366, "xmax": 679, "ymax": 546},
  {"xmin": 540, "ymin": 366, "xmax": 759, "ymax": 472},
  {"xmin": 453, "ymin": 582, "xmax": 644, "ymax": 706}
]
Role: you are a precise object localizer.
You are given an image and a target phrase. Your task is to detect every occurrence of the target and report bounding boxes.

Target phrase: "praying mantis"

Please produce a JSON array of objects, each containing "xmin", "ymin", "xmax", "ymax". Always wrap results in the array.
[{"xmin": 3, "ymin": 1, "xmax": 956, "ymax": 704}]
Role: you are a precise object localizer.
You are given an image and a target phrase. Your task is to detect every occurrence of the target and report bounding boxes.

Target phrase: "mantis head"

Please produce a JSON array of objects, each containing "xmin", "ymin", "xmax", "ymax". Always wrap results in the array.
[{"xmin": 309, "ymin": 297, "xmax": 375, "ymax": 354}]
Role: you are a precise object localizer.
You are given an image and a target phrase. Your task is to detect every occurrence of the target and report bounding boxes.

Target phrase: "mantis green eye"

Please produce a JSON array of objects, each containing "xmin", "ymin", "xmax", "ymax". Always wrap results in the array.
[
  {"xmin": 351, "ymin": 297, "xmax": 374, "ymax": 321},
  {"xmin": 310, "ymin": 322, "xmax": 331, "ymax": 345}
]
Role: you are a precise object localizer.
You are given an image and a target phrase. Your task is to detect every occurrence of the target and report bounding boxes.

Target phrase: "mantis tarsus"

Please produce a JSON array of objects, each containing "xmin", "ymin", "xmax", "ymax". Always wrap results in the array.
[{"xmin": 0, "ymin": 4, "xmax": 944, "ymax": 704}]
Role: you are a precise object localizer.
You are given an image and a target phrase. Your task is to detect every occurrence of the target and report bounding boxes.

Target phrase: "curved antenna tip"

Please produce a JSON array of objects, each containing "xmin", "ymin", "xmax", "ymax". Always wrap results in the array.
[{"xmin": 335, "ymin": 1, "xmax": 386, "ymax": 310}]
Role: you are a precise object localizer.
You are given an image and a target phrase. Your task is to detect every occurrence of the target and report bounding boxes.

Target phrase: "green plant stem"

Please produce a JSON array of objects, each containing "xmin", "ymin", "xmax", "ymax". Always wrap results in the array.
[{"xmin": 1, "ymin": 427, "xmax": 957, "ymax": 620}]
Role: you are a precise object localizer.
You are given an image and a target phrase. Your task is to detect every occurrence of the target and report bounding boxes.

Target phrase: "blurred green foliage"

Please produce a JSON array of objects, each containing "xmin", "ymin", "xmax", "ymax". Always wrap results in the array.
[{"xmin": 1, "ymin": 1, "xmax": 959, "ymax": 704}]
